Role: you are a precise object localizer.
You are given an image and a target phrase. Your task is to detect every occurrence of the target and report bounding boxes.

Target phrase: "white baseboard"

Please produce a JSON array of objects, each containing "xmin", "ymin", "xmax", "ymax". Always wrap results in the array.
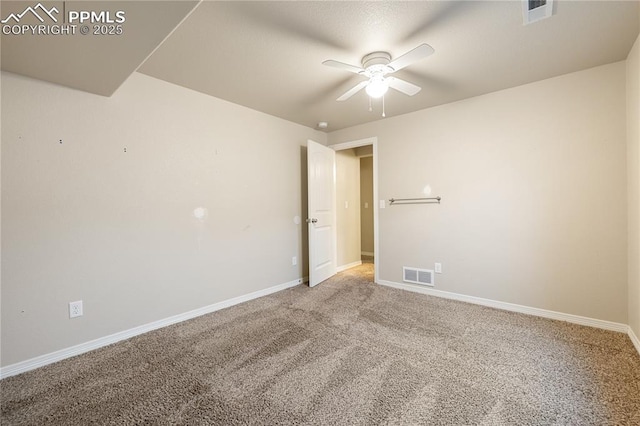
[
  {"xmin": 361, "ymin": 251, "xmax": 374, "ymax": 257},
  {"xmin": 629, "ymin": 327, "xmax": 640, "ymax": 356},
  {"xmin": 4, "ymin": 276, "xmax": 636, "ymax": 380},
  {"xmin": 377, "ymin": 279, "xmax": 629, "ymax": 334},
  {"xmin": 0, "ymin": 277, "xmax": 304, "ymax": 380},
  {"xmin": 337, "ymin": 260, "xmax": 362, "ymax": 273}
]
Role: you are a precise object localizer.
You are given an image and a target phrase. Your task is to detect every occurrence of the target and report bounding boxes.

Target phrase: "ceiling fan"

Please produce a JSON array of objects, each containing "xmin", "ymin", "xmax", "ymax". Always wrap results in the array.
[{"xmin": 322, "ymin": 44, "xmax": 435, "ymax": 113}]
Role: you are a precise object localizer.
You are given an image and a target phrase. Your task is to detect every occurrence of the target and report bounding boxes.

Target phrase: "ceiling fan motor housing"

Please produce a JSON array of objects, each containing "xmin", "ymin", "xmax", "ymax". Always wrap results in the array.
[{"xmin": 362, "ymin": 52, "xmax": 393, "ymax": 77}]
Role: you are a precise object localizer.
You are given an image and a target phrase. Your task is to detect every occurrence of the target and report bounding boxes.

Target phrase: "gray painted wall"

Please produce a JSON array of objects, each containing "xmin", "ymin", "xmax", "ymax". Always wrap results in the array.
[
  {"xmin": 1, "ymin": 71, "xmax": 326, "ymax": 365},
  {"xmin": 329, "ymin": 62, "xmax": 628, "ymax": 324},
  {"xmin": 627, "ymin": 34, "xmax": 640, "ymax": 339},
  {"xmin": 2, "ymin": 55, "xmax": 637, "ymax": 368},
  {"xmin": 336, "ymin": 149, "xmax": 361, "ymax": 267},
  {"xmin": 360, "ymin": 157, "xmax": 374, "ymax": 255}
]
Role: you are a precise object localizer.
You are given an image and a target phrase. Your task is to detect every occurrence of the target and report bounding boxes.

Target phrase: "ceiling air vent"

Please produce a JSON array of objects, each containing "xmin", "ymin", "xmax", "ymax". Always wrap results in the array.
[
  {"xmin": 522, "ymin": 0, "xmax": 554, "ymax": 25},
  {"xmin": 403, "ymin": 267, "xmax": 434, "ymax": 287}
]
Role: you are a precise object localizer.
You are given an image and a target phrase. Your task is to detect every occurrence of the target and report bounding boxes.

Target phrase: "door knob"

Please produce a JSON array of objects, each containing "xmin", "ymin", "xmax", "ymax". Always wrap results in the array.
[{"xmin": 306, "ymin": 218, "xmax": 318, "ymax": 224}]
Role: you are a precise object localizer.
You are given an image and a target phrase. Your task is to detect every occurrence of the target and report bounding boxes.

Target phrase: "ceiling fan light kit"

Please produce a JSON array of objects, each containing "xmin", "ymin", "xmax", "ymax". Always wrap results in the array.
[
  {"xmin": 365, "ymin": 75, "xmax": 389, "ymax": 98},
  {"xmin": 322, "ymin": 44, "xmax": 435, "ymax": 118}
]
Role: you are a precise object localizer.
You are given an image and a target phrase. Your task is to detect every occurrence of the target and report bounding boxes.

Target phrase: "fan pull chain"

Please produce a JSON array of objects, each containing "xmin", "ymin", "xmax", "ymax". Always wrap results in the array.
[
  {"xmin": 368, "ymin": 96, "xmax": 372, "ymax": 112},
  {"xmin": 382, "ymin": 95, "xmax": 386, "ymax": 118}
]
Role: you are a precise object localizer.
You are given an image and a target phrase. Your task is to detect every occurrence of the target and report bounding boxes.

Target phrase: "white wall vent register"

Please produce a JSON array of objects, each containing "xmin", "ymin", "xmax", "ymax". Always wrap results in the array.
[
  {"xmin": 403, "ymin": 267, "xmax": 434, "ymax": 286},
  {"xmin": 522, "ymin": 0, "xmax": 554, "ymax": 25}
]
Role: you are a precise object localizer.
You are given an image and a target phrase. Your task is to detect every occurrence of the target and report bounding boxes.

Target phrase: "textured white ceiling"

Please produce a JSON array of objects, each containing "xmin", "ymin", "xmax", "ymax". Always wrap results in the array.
[
  {"xmin": 2, "ymin": 1, "xmax": 638, "ymax": 131},
  {"xmin": 0, "ymin": 1, "xmax": 199, "ymax": 96},
  {"xmin": 139, "ymin": 1, "xmax": 639, "ymax": 131}
]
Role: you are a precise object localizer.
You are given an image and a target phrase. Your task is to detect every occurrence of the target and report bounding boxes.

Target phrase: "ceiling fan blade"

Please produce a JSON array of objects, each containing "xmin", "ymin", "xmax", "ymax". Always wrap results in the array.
[
  {"xmin": 337, "ymin": 80, "xmax": 369, "ymax": 101},
  {"xmin": 388, "ymin": 44, "xmax": 435, "ymax": 72},
  {"xmin": 387, "ymin": 77, "xmax": 422, "ymax": 96},
  {"xmin": 322, "ymin": 60, "xmax": 365, "ymax": 74}
]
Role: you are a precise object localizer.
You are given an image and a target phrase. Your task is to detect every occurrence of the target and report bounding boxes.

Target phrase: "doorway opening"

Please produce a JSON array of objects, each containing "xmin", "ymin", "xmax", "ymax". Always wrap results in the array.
[
  {"xmin": 358, "ymin": 150, "xmax": 374, "ymax": 266},
  {"xmin": 331, "ymin": 137, "xmax": 379, "ymax": 283}
]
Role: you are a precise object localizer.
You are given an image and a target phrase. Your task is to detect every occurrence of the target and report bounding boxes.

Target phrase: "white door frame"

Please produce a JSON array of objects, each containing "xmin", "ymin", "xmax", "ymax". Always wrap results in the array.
[{"xmin": 329, "ymin": 137, "xmax": 379, "ymax": 283}]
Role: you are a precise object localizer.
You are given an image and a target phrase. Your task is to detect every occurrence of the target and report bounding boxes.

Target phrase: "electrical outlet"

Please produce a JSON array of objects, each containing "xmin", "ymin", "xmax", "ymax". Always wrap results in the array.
[
  {"xmin": 292, "ymin": 256, "xmax": 297, "ymax": 266},
  {"xmin": 435, "ymin": 263, "xmax": 442, "ymax": 274},
  {"xmin": 69, "ymin": 300, "xmax": 83, "ymax": 318}
]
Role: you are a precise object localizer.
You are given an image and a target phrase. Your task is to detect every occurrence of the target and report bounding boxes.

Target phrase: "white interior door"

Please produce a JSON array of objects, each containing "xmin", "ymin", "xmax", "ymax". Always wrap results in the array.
[{"xmin": 307, "ymin": 139, "xmax": 337, "ymax": 287}]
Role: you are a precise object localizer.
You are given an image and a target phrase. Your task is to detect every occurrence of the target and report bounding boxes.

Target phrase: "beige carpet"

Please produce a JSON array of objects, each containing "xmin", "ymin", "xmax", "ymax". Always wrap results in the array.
[{"xmin": 2, "ymin": 262, "xmax": 640, "ymax": 425}]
